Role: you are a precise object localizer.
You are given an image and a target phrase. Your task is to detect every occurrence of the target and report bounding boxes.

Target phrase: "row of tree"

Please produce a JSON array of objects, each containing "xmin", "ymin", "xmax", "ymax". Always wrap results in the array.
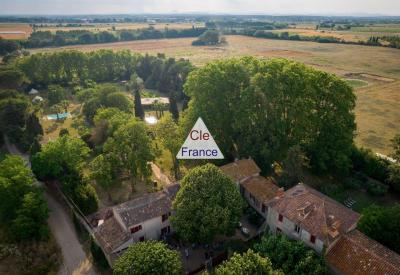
[
  {"xmin": 14, "ymin": 50, "xmax": 193, "ymax": 100},
  {"xmin": 18, "ymin": 27, "xmax": 207, "ymax": 48}
]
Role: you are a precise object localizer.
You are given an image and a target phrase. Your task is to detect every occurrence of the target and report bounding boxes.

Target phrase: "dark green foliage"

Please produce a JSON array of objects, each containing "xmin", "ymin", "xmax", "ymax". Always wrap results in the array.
[
  {"xmin": 0, "ymin": 68, "xmax": 25, "ymax": 89},
  {"xmin": 113, "ymin": 241, "xmax": 183, "ymax": 275},
  {"xmin": 343, "ymin": 177, "xmax": 363, "ymax": 190},
  {"xmin": 0, "ymin": 37, "xmax": 20, "ymax": 55},
  {"xmin": 81, "ymin": 84, "xmax": 133, "ymax": 122},
  {"xmin": 358, "ymin": 204, "xmax": 400, "ymax": 254},
  {"xmin": 182, "ymin": 57, "xmax": 356, "ymax": 174},
  {"xmin": 171, "ymin": 164, "xmax": 244, "ymax": 243},
  {"xmin": 22, "ymin": 27, "xmax": 206, "ymax": 48},
  {"xmin": 11, "ymin": 191, "xmax": 49, "ymax": 241},
  {"xmin": 134, "ymin": 88, "xmax": 144, "ymax": 119},
  {"xmin": 192, "ymin": 30, "xmax": 222, "ymax": 45},
  {"xmin": 365, "ymin": 179, "xmax": 388, "ymax": 196},
  {"xmin": 254, "ymin": 233, "xmax": 327, "ymax": 275},
  {"xmin": 59, "ymin": 128, "xmax": 69, "ymax": 136},
  {"xmin": 169, "ymin": 96, "xmax": 179, "ymax": 121},
  {"xmin": 214, "ymin": 249, "xmax": 281, "ymax": 275},
  {"xmin": 0, "ymin": 155, "xmax": 50, "ymax": 241},
  {"xmin": 73, "ymin": 183, "xmax": 99, "ymax": 215},
  {"xmin": 350, "ymin": 146, "xmax": 389, "ymax": 182},
  {"xmin": 90, "ymin": 237, "xmax": 110, "ymax": 269},
  {"xmin": 31, "ymin": 135, "xmax": 90, "ymax": 180},
  {"xmin": 47, "ymin": 85, "xmax": 66, "ymax": 105}
]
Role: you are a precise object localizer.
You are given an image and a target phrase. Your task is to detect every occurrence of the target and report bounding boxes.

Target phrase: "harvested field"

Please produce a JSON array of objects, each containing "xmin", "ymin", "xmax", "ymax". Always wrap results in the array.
[
  {"xmin": 32, "ymin": 35, "xmax": 400, "ymax": 154},
  {"xmin": 36, "ymin": 22, "xmax": 204, "ymax": 33},
  {"xmin": 0, "ymin": 23, "xmax": 32, "ymax": 39}
]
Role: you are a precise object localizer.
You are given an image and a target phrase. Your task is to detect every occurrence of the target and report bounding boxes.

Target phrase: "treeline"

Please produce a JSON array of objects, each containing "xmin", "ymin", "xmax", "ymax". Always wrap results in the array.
[
  {"xmin": 16, "ymin": 50, "xmax": 192, "ymax": 99},
  {"xmin": 206, "ymin": 21, "xmax": 288, "ymax": 30},
  {"xmin": 233, "ymin": 29, "xmax": 400, "ymax": 48},
  {"xmin": 19, "ymin": 27, "xmax": 207, "ymax": 48}
]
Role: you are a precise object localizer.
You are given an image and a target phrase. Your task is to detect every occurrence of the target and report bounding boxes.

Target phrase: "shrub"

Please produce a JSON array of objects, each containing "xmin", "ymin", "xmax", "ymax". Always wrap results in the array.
[
  {"xmin": 90, "ymin": 237, "xmax": 110, "ymax": 269},
  {"xmin": 343, "ymin": 177, "xmax": 363, "ymax": 190},
  {"xmin": 73, "ymin": 183, "xmax": 99, "ymax": 215},
  {"xmin": 365, "ymin": 179, "xmax": 388, "ymax": 196}
]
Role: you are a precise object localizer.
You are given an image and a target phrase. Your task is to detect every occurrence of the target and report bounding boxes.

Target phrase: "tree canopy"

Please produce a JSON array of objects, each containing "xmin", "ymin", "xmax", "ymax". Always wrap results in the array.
[
  {"xmin": 0, "ymin": 155, "xmax": 49, "ymax": 241},
  {"xmin": 181, "ymin": 57, "xmax": 356, "ymax": 174},
  {"xmin": 358, "ymin": 204, "xmax": 400, "ymax": 254},
  {"xmin": 171, "ymin": 164, "xmax": 244, "ymax": 243},
  {"xmin": 254, "ymin": 233, "xmax": 327, "ymax": 275},
  {"xmin": 113, "ymin": 241, "xmax": 183, "ymax": 275},
  {"xmin": 31, "ymin": 134, "xmax": 90, "ymax": 180},
  {"xmin": 214, "ymin": 249, "xmax": 282, "ymax": 275}
]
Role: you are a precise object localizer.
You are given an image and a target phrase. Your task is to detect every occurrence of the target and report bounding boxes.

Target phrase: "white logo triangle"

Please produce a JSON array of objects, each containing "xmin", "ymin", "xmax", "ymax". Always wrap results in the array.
[{"xmin": 176, "ymin": 117, "xmax": 224, "ymax": 159}]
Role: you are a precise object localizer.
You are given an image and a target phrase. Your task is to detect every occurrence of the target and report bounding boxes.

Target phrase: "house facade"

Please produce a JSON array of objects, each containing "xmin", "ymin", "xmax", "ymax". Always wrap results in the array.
[
  {"xmin": 221, "ymin": 159, "xmax": 400, "ymax": 274},
  {"xmin": 89, "ymin": 183, "xmax": 179, "ymax": 264}
]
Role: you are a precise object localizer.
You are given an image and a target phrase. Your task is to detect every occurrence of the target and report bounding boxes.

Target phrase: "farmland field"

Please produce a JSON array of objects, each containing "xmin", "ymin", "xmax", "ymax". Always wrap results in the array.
[
  {"xmin": 31, "ymin": 35, "xmax": 400, "ymax": 154},
  {"xmin": 35, "ymin": 22, "xmax": 204, "ymax": 32},
  {"xmin": 0, "ymin": 23, "xmax": 32, "ymax": 39}
]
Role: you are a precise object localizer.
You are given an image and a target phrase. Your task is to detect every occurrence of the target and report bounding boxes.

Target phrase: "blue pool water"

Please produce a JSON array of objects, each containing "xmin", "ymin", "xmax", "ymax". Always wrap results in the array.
[{"xmin": 47, "ymin": 112, "xmax": 70, "ymax": 120}]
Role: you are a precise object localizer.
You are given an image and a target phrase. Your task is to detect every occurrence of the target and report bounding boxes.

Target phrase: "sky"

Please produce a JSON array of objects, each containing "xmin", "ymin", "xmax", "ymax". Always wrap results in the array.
[{"xmin": 1, "ymin": 0, "xmax": 400, "ymax": 16}]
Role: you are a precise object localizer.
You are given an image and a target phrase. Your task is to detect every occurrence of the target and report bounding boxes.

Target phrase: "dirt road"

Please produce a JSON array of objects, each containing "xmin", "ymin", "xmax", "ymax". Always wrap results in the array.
[{"xmin": 3, "ymin": 136, "xmax": 98, "ymax": 275}]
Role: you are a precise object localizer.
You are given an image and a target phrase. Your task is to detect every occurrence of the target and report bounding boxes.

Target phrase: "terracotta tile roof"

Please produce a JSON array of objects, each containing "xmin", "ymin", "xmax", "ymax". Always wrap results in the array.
[
  {"xmin": 241, "ymin": 176, "xmax": 280, "ymax": 204},
  {"xmin": 115, "ymin": 183, "xmax": 180, "ymax": 228},
  {"xmin": 89, "ymin": 183, "xmax": 180, "ymax": 254},
  {"xmin": 327, "ymin": 230, "xmax": 400, "ymax": 275},
  {"xmin": 93, "ymin": 215, "xmax": 130, "ymax": 253},
  {"xmin": 266, "ymin": 183, "xmax": 360, "ymax": 242},
  {"xmin": 220, "ymin": 159, "xmax": 261, "ymax": 182}
]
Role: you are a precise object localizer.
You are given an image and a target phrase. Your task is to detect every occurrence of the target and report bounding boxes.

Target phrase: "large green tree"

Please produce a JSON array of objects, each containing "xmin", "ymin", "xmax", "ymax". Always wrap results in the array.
[
  {"xmin": 31, "ymin": 135, "xmax": 90, "ymax": 180},
  {"xmin": 171, "ymin": 164, "xmax": 244, "ymax": 243},
  {"xmin": 358, "ymin": 204, "xmax": 400, "ymax": 254},
  {"xmin": 0, "ymin": 155, "xmax": 33, "ymax": 222},
  {"xmin": 0, "ymin": 155, "xmax": 50, "ymax": 241},
  {"xmin": 12, "ymin": 191, "xmax": 49, "ymax": 240},
  {"xmin": 181, "ymin": 57, "xmax": 356, "ymax": 174},
  {"xmin": 102, "ymin": 119, "xmax": 154, "ymax": 187},
  {"xmin": 214, "ymin": 249, "xmax": 282, "ymax": 275},
  {"xmin": 254, "ymin": 233, "xmax": 327, "ymax": 275},
  {"xmin": 113, "ymin": 241, "xmax": 183, "ymax": 275}
]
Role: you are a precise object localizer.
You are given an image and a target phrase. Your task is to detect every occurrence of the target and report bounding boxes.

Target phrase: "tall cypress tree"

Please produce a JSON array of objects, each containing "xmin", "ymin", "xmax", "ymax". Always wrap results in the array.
[
  {"xmin": 169, "ymin": 96, "xmax": 179, "ymax": 121},
  {"xmin": 134, "ymin": 89, "xmax": 145, "ymax": 120}
]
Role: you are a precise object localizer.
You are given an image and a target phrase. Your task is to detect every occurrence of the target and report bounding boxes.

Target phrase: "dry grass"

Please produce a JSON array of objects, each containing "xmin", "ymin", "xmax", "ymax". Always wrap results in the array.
[
  {"xmin": 31, "ymin": 35, "xmax": 400, "ymax": 154},
  {"xmin": 0, "ymin": 23, "xmax": 32, "ymax": 39}
]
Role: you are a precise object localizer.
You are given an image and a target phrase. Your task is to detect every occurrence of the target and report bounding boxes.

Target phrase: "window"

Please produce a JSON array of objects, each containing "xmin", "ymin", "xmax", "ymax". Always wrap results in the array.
[
  {"xmin": 261, "ymin": 204, "xmax": 266, "ymax": 213},
  {"xmin": 139, "ymin": 236, "xmax": 145, "ymax": 242},
  {"xmin": 310, "ymin": 235, "xmax": 316, "ymax": 244},
  {"xmin": 278, "ymin": 214, "xmax": 283, "ymax": 222},
  {"xmin": 130, "ymin": 225, "xmax": 142, "ymax": 234},
  {"xmin": 295, "ymin": 225, "xmax": 300, "ymax": 234}
]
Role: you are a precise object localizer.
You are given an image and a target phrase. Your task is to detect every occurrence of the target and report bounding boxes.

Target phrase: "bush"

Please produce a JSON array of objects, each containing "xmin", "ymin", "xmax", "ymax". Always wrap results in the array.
[
  {"xmin": 365, "ymin": 179, "xmax": 388, "ymax": 196},
  {"xmin": 73, "ymin": 183, "xmax": 99, "ymax": 215},
  {"xmin": 90, "ymin": 237, "xmax": 110, "ymax": 269},
  {"xmin": 343, "ymin": 177, "xmax": 363, "ymax": 190}
]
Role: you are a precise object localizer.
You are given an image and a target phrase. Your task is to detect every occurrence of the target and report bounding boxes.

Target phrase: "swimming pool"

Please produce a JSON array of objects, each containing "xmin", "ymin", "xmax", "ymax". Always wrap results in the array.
[{"xmin": 47, "ymin": 112, "xmax": 71, "ymax": 120}]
